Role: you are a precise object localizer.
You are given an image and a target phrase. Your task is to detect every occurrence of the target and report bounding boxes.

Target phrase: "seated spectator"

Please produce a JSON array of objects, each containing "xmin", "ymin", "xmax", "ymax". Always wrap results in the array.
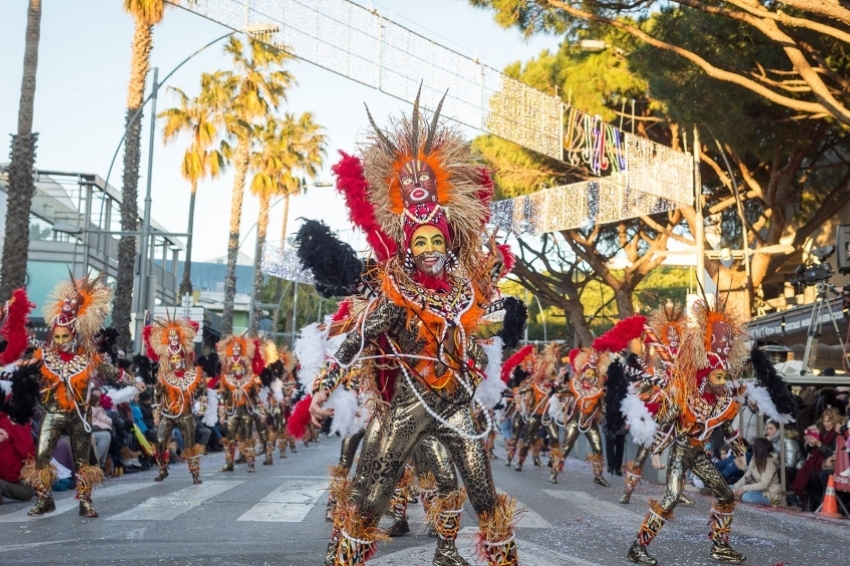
[
  {"xmin": 717, "ymin": 442, "xmax": 750, "ymax": 484},
  {"xmin": 765, "ymin": 419, "xmax": 802, "ymax": 486},
  {"xmin": 89, "ymin": 389, "xmax": 113, "ymax": 470},
  {"xmin": 791, "ymin": 407, "xmax": 841, "ymax": 511},
  {"xmin": 733, "ymin": 438, "xmax": 782, "ymax": 505},
  {"xmin": 0, "ymin": 371, "xmax": 37, "ymax": 503}
]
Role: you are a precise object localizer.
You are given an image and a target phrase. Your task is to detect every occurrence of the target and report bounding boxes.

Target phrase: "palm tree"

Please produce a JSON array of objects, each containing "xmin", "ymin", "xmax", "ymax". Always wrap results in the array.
[
  {"xmin": 248, "ymin": 114, "xmax": 326, "ymax": 333},
  {"xmin": 115, "ymin": 0, "xmax": 166, "ymax": 350},
  {"xmin": 218, "ymin": 36, "xmax": 294, "ymax": 335},
  {"xmin": 159, "ymin": 72, "xmax": 230, "ymax": 298},
  {"xmin": 0, "ymin": 0, "xmax": 42, "ymax": 301}
]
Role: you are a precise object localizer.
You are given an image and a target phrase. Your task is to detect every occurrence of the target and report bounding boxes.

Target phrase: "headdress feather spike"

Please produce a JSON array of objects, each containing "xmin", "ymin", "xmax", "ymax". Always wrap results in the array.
[
  {"xmin": 411, "ymin": 81, "xmax": 422, "ymax": 156},
  {"xmin": 364, "ymin": 103, "xmax": 397, "ymax": 155},
  {"xmin": 423, "ymin": 89, "xmax": 448, "ymax": 155}
]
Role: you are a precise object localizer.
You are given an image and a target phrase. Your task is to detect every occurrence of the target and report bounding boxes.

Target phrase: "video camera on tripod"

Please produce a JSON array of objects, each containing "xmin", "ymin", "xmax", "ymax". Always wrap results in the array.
[{"xmin": 790, "ymin": 245, "xmax": 838, "ymax": 292}]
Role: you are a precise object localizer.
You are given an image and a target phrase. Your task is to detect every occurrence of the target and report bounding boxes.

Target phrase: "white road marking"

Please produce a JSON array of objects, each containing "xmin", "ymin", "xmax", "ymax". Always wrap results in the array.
[
  {"xmin": 0, "ymin": 482, "xmax": 156, "ymax": 522},
  {"xmin": 498, "ymin": 489, "xmax": 552, "ymax": 529},
  {"xmin": 236, "ymin": 479, "xmax": 327, "ymax": 522},
  {"xmin": 0, "ymin": 540, "xmax": 75, "ymax": 553},
  {"xmin": 108, "ymin": 480, "xmax": 242, "ymax": 521}
]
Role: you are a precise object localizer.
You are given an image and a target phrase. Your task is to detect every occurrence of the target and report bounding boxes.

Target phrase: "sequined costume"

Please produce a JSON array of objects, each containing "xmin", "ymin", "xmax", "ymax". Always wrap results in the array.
[
  {"xmin": 309, "ymin": 89, "xmax": 520, "ymax": 566},
  {"xmin": 22, "ymin": 275, "xmax": 114, "ymax": 518},
  {"xmin": 627, "ymin": 298, "xmax": 749, "ymax": 566},
  {"xmin": 509, "ymin": 344, "xmax": 558, "ymax": 472},
  {"xmin": 144, "ymin": 316, "xmax": 205, "ymax": 484},
  {"xmin": 216, "ymin": 336, "xmax": 268, "ymax": 473}
]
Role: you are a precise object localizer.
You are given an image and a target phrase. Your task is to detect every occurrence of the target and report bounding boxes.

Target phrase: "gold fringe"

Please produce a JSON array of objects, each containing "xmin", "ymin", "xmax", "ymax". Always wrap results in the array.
[
  {"xmin": 334, "ymin": 501, "xmax": 391, "ymax": 544},
  {"xmin": 182, "ymin": 444, "xmax": 206, "ymax": 460},
  {"xmin": 396, "ymin": 465, "xmax": 415, "ymax": 490},
  {"xmin": 20, "ymin": 459, "xmax": 57, "ymax": 490},
  {"xmin": 417, "ymin": 471, "xmax": 437, "ymax": 491},
  {"xmin": 477, "ymin": 492, "xmax": 520, "ymax": 544},
  {"xmin": 424, "ymin": 487, "xmax": 467, "ymax": 527},
  {"xmin": 76, "ymin": 464, "xmax": 105, "ymax": 489},
  {"xmin": 647, "ymin": 498, "xmax": 674, "ymax": 521}
]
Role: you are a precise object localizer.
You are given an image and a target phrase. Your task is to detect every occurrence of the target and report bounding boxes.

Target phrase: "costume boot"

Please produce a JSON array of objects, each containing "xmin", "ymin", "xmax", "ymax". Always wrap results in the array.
[
  {"xmin": 326, "ymin": 503, "xmax": 384, "ymax": 566},
  {"xmin": 589, "ymin": 453, "xmax": 610, "ymax": 487},
  {"xmin": 327, "ymin": 464, "xmax": 349, "ymax": 522},
  {"xmin": 677, "ymin": 493, "xmax": 695, "ymax": 505},
  {"xmin": 531, "ymin": 438, "xmax": 544, "ymax": 467},
  {"xmin": 620, "ymin": 461, "xmax": 642, "ymax": 504},
  {"xmin": 76, "ymin": 464, "xmax": 104, "ymax": 518},
  {"xmin": 504, "ymin": 439, "xmax": 516, "ymax": 467},
  {"xmin": 154, "ymin": 450, "xmax": 169, "ymax": 482},
  {"xmin": 627, "ymin": 499, "xmax": 670, "ymax": 565},
  {"xmin": 278, "ymin": 437, "xmax": 288, "ymax": 458},
  {"xmin": 420, "ymin": 486, "xmax": 438, "ymax": 537},
  {"xmin": 548, "ymin": 447, "xmax": 564, "ymax": 484},
  {"xmin": 23, "ymin": 462, "xmax": 57, "ymax": 517},
  {"xmin": 264, "ymin": 439, "xmax": 274, "ymax": 466},
  {"xmin": 220, "ymin": 439, "xmax": 235, "ymax": 472},
  {"xmin": 708, "ymin": 502, "xmax": 746, "ymax": 563},
  {"xmin": 477, "ymin": 494, "xmax": 518, "ymax": 566},
  {"xmin": 514, "ymin": 442, "xmax": 527, "ymax": 471},
  {"xmin": 243, "ymin": 443, "xmax": 256, "ymax": 473},
  {"xmin": 386, "ymin": 487, "xmax": 411, "ymax": 537},
  {"xmin": 183, "ymin": 445, "xmax": 204, "ymax": 484},
  {"xmin": 426, "ymin": 489, "xmax": 470, "ymax": 566},
  {"xmin": 290, "ymin": 437, "xmax": 297, "ymax": 454}
]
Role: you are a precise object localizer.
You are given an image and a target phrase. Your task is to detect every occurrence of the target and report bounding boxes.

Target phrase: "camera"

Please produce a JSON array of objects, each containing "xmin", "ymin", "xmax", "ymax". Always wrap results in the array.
[{"xmin": 789, "ymin": 245, "xmax": 835, "ymax": 290}]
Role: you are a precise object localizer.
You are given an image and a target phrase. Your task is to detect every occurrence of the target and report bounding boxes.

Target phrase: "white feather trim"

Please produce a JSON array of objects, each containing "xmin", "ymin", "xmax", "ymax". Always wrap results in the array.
[
  {"xmin": 326, "ymin": 387, "xmax": 363, "ymax": 438},
  {"xmin": 103, "ymin": 385, "xmax": 138, "ymax": 406},
  {"xmin": 294, "ymin": 323, "xmax": 328, "ymax": 390},
  {"xmin": 548, "ymin": 396, "xmax": 564, "ymax": 421},
  {"xmin": 474, "ymin": 337, "xmax": 506, "ymax": 410},
  {"xmin": 258, "ymin": 386, "xmax": 270, "ymax": 407},
  {"xmin": 0, "ymin": 379, "xmax": 11, "ymax": 395},
  {"xmin": 271, "ymin": 378, "xmax": 284, "ymax": 403},
  {"xmin": 746, "ymin": 384, "xmax": 794, "ymax": 424},
  {"xmin": 202, "ymin": 388, "xmax": 219, "ymax": 427},
  {"xmin": 621, "ymin": 385, "xmax": 657, "ymax": 447}
]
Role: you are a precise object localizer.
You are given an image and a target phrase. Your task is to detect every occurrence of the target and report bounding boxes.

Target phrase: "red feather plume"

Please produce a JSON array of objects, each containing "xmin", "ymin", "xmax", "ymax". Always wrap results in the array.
[
  {"xmin": 143, "ymin": 325, "xmax": 156, "ymax": 361},
  {"xmin": 592, "ymin": 315, "xmax": 647, "ymax": 354},
  {"xmin": 331, "ymin": 300, "xmax": 351, "ymax": 322},
  {"xmin": 477, "ymin": 168, "xmax": 495, "ymax": 223},
  {"xmin": 569, "ymin": 348, "xmax": 580, "ymax": 368},
  {"xmin": 0, "ymin": 288, "xmax": 34, "ymax": 364},
  {"xmin": 500, "ymin": 344, "xmax": 534, "ymax": 383},
  {"xmin": 251, "ymin": 339, "xmax": 265, "ymax": 375},
  {"xmin": 331, "ymin": 151, "xmax": 397, "ymax": 261},
  {"xmin": 497, "ymin": 244, "xmax": 514, "ymax": 275},
  {"xmin": 286, "ymin": 395, "xmax": 313, "ymax": 439}
]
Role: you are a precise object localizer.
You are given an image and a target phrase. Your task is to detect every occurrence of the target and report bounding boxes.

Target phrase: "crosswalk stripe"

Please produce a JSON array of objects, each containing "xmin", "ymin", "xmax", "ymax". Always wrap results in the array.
[
  {"xmin": 108, "ymin": 480, "xmax": 243, "ymax": 521},
  {"xmin": 544, "ymin": 490, "xmax": 645, "ymax": 523},
  {"xmin": 498, "ymin": 490, "xmax": 552, "ymax": 529},
  {"xmin": 0, "ymin": 482, "xmax": 156, "ymax": 523},
  {"xmin": 237, "ymin": 479, "xmax": 327, "ymax": 522}
]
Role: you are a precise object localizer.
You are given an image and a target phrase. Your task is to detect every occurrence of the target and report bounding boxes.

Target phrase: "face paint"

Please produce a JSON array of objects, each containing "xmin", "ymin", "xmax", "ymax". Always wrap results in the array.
[
  {"xmin": 665, "ymin": 325, "xmax": 680, "ymax": 349},
  {"xmin": 52, "ymin": 326, "xmax": 74, "ymax": 352},
  {"xmin": 169, "ymin": 352, "xmax": 185, "ymax": 371},
  {"xmin": 410, "ymin": 225, "xmax": 447, "ymax": 276},
  {"xmin": 398, "ymin": 159, "xmax": 437, "ymax": 207},
  {"xmin": 710, "ymin": 321, "xmax": 732, "ymax": 358},
  {"xmin": 705, "ymin": 368, "xmax": 730, "ymax": 395},
  {"xmin": 580, "ymin": 368, "xmax": 598, "ymax": 390}
]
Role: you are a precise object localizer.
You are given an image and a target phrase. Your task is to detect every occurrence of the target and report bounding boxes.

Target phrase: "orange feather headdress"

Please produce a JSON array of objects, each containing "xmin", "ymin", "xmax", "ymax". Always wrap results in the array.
[
  {"xmin": 144, "ymin": 314, "xmax": 198, "ymax": 363},
  {"xmin": 43, "ymin": 273, "xmax": 112, "ymax": 350}
]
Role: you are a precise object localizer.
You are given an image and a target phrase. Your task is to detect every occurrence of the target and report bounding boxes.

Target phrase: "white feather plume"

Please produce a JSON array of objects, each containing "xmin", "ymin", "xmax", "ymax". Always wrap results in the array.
[
  {"xmin": 548, "ymin": 395, "xmax": 564, "ymax": 421},
  {"xmin": 202, "ymin": 388, "xmax": 219, "ymax": 427},
  {"xmin": 0, "ymin": 380, "xmax": 11, "ymax": 396},
  {"xmin": 621, "ymin": 385, "xmax": 657, "ymax": 447},
  {"xmin": 294, "ymin": 323, "xmax": 328, "ymax": 390},
  {"xmin": 258, "ymin": 386, "xmax": 270, "ymax": 407},
  {"xmin": 326, "ymin": 387, "xmax": 363, "ymax": 438},
  {"xmin": 746, "ymin": 384, "xmax": 794, "ymax": 424},
  {"xmin": 474, "ymin": 336, "xmax": 506, "ymax": 409},
  {"xmin": 271, "ymin": 378, "xmax": 284, "ymax": 403},
  {"xmin": 103, "ymin": 385, "xmax": 138, "ymax": 406}
]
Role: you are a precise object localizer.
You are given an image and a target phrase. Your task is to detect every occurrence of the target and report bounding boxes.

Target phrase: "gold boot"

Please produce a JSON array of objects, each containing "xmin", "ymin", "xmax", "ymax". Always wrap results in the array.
[
  {"xmin": 243, "ymin": 443, "xmax": 256, "ymax": 473},
  {"xmin": 427, "ymin": 489, "xmax": 470, "ymax": 566},
  {"xmin": 433, "ymin": 536, "xmax": 471, "ymax": 566},
  {"xmin": 621, "ymin": 461, "xmax": 642, "ymax": 504},
  {"xmin": 183, "ymin": 445, "xmax": 204, "ymax": 484},
  {"xmin": 22, "ymin": 461, "xmax": 57, "ymax": 517},
  {"xmin": 154, "ymin": 450, "xmax": 169, "ymax": 482},
  {"xmin": 263, "ymin": 439, "xmax": 274, "ymax": 466},
  {"xmin": 386, "ymin": 467, "xmax": 414, "ymax": 537},
  {"xmin": 628, "ymin": 499, "xmax": 670, "ymax": 565},
  {"xmin": 589, "ymin": 453, "xmax": 610, "ymax": 486},
  {"xmin": 708, "ymin": 502, "xmax": 746, "ymax": 563},
  {"xmin": 220, "ymin": 440, "xmax": 235, "ymax": 472},
  {"xmin": 478, "ymin": 494, "xmax": 519, "ymax": 566},
  {"xmin": 627, "ymin": 541, "xmax": 658, "ymax": 565},
  {"xmin": 76, "ymin": 464, "xmax": 104, "ymax": 518}
]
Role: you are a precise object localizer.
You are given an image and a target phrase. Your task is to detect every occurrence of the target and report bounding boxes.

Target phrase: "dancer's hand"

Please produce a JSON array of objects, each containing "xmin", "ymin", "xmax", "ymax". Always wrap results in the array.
[
  {"xmin": 310, "ymin": 390, "xmax": 334, "ymax": 427},
  {"xmin": 651, "ymin": 454, "xmax": 665, "ymax": 470}
]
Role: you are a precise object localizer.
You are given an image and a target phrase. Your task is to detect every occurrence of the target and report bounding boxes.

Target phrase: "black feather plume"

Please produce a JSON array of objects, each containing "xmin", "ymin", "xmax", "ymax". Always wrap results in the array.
[
  {"xmin": 604, "ymin": 358, "xmax": 628, "ymax": 436},
  {"xmin": 295, "ymin": 220, "xmax": 363, "ymax": 298},
  {"xmin": 199, "ymin": 352, "xmax": 222, "ymax": 378},
  {"xmin": 133, "ymin": 354, "xmax": 155, "ymax": 385},
  {"xmin": 508, "ymin": 367, "xmax": 529, "ymax": 390},
  {"xmin": 269, "ymin": 359, "xmax": 284, "ymax": 380},
  {"xmin": 94, "ymin": 328, "xmax": 120, "ymax": 356},
  {"xmin": 259, "ymin": 367, "xmax": 275, "ymax": 387},
  {"xmin": 0, "ymin": 361, "xmax": 42, "ymax": 424},
  {"xmin": 750, "ymin": 347, "xmax": 795, "ymax": 417},
  {"xmin": 496, "ymin": 297, "xmax": 527, "ymax": 350}
]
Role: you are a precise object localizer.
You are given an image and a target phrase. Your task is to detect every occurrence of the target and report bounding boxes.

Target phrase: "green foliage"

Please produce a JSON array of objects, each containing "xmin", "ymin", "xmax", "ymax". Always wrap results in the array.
[{"xmin": 259, "ymin": 278, "xmax": 338, "ymax": 345}]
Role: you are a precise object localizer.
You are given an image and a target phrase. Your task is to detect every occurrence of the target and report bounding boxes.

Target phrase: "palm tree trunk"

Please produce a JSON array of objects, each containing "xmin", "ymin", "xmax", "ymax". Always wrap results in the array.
[
  {"xmin": 250, "ymin": 193, "xmax": 271, "ymax": 335},
  {"xmin": 221, "ymin": 140, "xmax": 250, "ymax": 335},
  {"xmin": 0, "ymin": 0, "xmax": 41, "ymax": 301},
  {"xmin": 272, "ymin": 191, "xmax": 291, "ymax": 300},
  {"xmin": 179, "ymin": 182, "xmax": 197, "ymax": 297},
  {"xmin": 114, "ymin": 17, "xmax": 154, "ymax": 351}
]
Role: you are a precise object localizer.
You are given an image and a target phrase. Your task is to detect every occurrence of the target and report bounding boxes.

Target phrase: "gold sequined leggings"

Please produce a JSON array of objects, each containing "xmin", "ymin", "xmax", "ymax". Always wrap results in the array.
[
  {"xmin": 36, "ymin": 409, "xmax": 93, "ymax": 471},
  {"xmin": 156, "ymin": 413, "xmax": 196, "ymax": 457},
  {"xmin": 348, "ymin": 378, "xmax": 495, "ymax": 524},
  {"xmin": 339, "ymin": 430, "xmax": 366, "ymax": 471},
  {"xmin": 659, "ymin": 441, "xmax": 734, "ymax": 513},
  {"xmin": 560, "ymin": 419, "xmax": 604, "ymax": 458},
  {"xmin": 224, "ymin": 408, "xmax": 269, "ymax": 444}
]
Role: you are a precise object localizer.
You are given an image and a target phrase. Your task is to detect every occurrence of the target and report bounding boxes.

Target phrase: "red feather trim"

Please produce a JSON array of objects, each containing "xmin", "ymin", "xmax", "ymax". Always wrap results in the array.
[
  {"xmin": 569, "ymin": 348, "xmax": 580, "ymax": 368},
  {"xmin": 592, "ymin": 315, "xmax": 647, "ymax": 354},
  {"xmin": 497, "ymin": 244, "xmax": 514, "ymax": 275},
  {"xmin": 188, "ymin": 320, "xmax": 200, "ymax": 332},
  {"xmin": 251, "ymin": 339, "xmax": 265, "ymax": 375},
  {"xmin": 331, "ymin": 300, "xmax": 351, "ymax": 322},
  {"xmin": 332, "ymin": 151, "xmax": 397, "ymax": 261},
  {"xmin": 500, "ymin": 344, "xmax": 534, "ymax": 383},
  {"xmin": 143, "ymin": 325, "xmax": 157, "ymax": 361},
  {"xmin": 0, "ymin": 288, "xmax": 33, "ymax": 364},
  {"xmin": 286, "ymin": 395, "xmax": 313, "ymax": 439},
  {"xmin": 477, "ymin": 168, "xmax": 495, "ymax": 223}
]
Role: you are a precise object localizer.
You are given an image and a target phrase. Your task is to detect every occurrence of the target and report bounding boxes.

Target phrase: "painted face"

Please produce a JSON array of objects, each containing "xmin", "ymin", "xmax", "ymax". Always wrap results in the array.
[
  {"xmin": 232, "ymin": 342, "xmax": 242, "ymax": 357},
  {"xmin": 709, "ymin": 321, "xmax": 732, "ymax": 358},
  {"xmin": 705, "ymin": 368, "xmax": 729, "ymax": 395},
  {"xmin": 580, "ymin": 368, "xmax": 598, "ymax": 390},
  {"xmin": 411, "ymin": 225, "xmax": 447, "ymax": 276},
  {"xmin": 398, "ymin": 159, "xmax": 437, "ymax": 207},
  {"xmin": 665, "ymin": 325, "xmax": 680, "ymax": 349},
  {"xmin": 168, "ymin": 328, "xmax": 180, "ymax": 347},
  {"xmin": 52, "ymin": 326, "xmax": 74, "ymax": 352},
  {"xmin": 169, "ymin": 352, "xmax": 185, "ymax": 371},
  {"xmin": 61, "ymin": 292, "xmax": 83, "ymax": 317}
]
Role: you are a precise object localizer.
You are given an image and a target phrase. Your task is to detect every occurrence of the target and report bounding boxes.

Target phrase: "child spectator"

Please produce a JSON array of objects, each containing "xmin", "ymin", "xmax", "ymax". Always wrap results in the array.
[{"xmin": 732, "ymin": 438, "xmax": 782, "ymax": 505}]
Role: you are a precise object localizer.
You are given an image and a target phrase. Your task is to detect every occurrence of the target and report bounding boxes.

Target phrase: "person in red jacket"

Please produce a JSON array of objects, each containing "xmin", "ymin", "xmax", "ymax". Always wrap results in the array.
[{"xmin": 0, "ymin": 364, "xmax": 40, "ymax": 503}]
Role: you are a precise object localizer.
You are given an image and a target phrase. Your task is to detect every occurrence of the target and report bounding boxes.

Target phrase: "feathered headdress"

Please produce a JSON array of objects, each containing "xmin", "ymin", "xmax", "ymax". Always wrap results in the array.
[
  {"xmin": 216, "ymin": 335, "xmax": 264, "ymax": 376},
  {"xmin": 144, "ymin": 314, "xmax": 198, "ymax": 363},
  {"xmin": 647, "ymin": 302, "xmax": 685, "ymax": 348},
  {"xmin": 686, "ymin": 295, "xmax": 749, "ymax": 376},
  {"xmin": 570, "ymin": 315, "xmax": 647, "ymax": 378},
  {"xmin": 43, "ymin": 273, "xmax": 112, "ymax": 350}
]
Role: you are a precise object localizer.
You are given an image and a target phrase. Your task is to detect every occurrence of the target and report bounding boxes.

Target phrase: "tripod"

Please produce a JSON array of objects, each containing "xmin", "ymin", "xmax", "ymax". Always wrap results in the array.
[{"xmin": 801, "ymin": 282, "xmax": 847, "ymax": 374}]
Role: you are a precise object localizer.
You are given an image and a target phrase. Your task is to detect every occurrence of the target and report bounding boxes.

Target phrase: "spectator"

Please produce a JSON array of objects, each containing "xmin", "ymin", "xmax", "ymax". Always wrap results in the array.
[
  {"xmin": 732, "ymin": 438, "xmax": 782, "ymax": 505},
  {"xmin": 736, "ymin": 399, "xmax": 761, "ymax": 446},
  {"xmin": 90, "ymin": 389, "xmax": 113, "ymax": 470},
  {"xmin": 0, "ymin": 372, "xmax": 37, "ymax": 503},
  {"xmin": 791, "ymin": 407, "xmax": 841, "ymax": 511}
]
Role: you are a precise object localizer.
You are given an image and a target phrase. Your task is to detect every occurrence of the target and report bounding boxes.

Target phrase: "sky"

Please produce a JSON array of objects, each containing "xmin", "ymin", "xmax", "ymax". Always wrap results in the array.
[{"xmin": 0, "ymin": 0, "xmax": 559, "ymax": 264}]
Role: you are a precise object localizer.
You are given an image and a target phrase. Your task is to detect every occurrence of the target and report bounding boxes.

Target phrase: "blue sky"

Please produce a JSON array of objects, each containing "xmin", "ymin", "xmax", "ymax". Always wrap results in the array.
[{"xmin": 0, "ymin": 0, "xmax": 558, "ymax": 262}]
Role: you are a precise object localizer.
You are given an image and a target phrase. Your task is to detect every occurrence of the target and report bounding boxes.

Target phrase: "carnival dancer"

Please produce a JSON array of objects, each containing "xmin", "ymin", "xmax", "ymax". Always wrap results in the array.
[
  {"xmin": 22, "ymin": 275, "xmax": 114, "ymax": 518},
  {"xmin": 626, "ymin": 297, "xmax": 750, "ymax": 565},
  {"xmin": 511, "ymin": 343, "xmax": 558, "ymax": 471},
  {"xmin": 144, "ymin": 315, "xmax": 205, "ymax": 484},
  {"xmin": 548, "ymin": 316, "xmax": 646, "ymax": 485},
  {"xmin": 304, "ymin": 89, "xmax": 521, "ymax": 566},
  {"xmin": 501, "ymin": 345, "xmax": 535, "ymax": 467},
  {"xmin": 217, "ymin": 335, "xmax": 267, "ymax": 473}
]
